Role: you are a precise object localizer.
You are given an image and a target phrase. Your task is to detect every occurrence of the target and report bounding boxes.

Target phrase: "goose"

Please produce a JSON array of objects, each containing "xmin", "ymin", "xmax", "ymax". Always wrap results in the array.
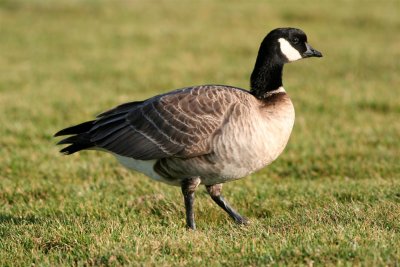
[{"xmin": 55, "ymin": 27, "xmax": 322, "ymax": 230}]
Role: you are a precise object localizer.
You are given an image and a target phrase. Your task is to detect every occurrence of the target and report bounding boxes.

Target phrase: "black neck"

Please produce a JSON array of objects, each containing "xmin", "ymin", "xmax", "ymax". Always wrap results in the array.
[{"xmin": 250, "ymin": 48, "xmax": 284, "ymax": 99}]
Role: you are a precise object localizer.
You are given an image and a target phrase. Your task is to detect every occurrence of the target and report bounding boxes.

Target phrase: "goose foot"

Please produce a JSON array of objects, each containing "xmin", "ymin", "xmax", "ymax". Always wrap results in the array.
[
  {"xmin": 206, "ymin": 183, "xmax": 249, "ymax": 225},
  {"xmin": 181, "ymin": 177, "xmax": 201, "ymax": 230}
]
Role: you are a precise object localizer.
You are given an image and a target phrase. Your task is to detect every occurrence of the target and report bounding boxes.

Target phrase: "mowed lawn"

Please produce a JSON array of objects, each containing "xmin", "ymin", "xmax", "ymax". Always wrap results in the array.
[{"xmin": 1, "ymin": 0, "xmax": 399, "ymax": 265}]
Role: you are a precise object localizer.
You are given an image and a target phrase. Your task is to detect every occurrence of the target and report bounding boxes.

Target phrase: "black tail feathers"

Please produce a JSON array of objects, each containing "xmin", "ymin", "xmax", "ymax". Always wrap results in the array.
[
  {"xmin": 55, "ymin": 120, "xmax": 95, "ymax": 155},
  {"xmin": 54, "ymin": 120, "xmax": 95, "ymax": 137}
]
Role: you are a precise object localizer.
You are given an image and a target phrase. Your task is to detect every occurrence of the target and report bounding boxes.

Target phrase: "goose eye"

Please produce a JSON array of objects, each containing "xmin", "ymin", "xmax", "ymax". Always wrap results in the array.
[{"xmin": 292, "ymin": 37, "xmax": 299, "ymax": 44}]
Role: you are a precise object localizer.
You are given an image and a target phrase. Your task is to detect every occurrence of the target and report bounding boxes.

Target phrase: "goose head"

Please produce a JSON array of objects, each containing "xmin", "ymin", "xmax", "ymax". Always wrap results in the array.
[
  {"xmin": 250, "ymin": 27, "xmax": 322, "ymax": 96},
  {"xmin": 266, "ymin": 27, "xmax": 322, "ymax": 63}
]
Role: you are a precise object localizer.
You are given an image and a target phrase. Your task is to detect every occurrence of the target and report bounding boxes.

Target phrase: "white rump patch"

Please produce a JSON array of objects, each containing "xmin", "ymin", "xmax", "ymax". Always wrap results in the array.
[
  {"xmin": 114, "ymin": 155, "xmax": 164, "ymax": 181},
  {"xmin": 278, "ymin": 38, "xmax": 302, "ymax": 62}
]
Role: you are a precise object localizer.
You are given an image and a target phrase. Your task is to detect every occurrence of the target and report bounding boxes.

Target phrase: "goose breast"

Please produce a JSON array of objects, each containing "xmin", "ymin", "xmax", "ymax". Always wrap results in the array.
[{"xmin": 153, "ymin": 89, "xmax": 295, "ymax": 185}]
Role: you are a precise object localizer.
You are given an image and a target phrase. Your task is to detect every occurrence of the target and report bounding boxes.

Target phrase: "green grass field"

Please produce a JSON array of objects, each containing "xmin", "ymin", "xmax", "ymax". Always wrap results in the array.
[{"xmin": 1, "ymin": 0, "xmax": 399, "ymax": 265}]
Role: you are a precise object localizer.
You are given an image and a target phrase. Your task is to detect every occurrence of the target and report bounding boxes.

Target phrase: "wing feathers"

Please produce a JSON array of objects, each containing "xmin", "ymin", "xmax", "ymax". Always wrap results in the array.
[
  {"xmin": 56, "ymin": 85, "xmax": 251, "ymax": 159},
  {"xmin": 90, "ymin": 119, "xmax": 127, "ymax": 142},
  {"xmin": 96, "ymin": 100, "xmax": 144, "ymax": 118}
]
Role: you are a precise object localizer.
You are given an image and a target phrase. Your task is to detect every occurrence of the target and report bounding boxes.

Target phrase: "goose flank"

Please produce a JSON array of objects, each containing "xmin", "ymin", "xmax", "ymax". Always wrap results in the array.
[{"xmin": 55, "ymin": 27, "xmax": 322, "ymax": 229}]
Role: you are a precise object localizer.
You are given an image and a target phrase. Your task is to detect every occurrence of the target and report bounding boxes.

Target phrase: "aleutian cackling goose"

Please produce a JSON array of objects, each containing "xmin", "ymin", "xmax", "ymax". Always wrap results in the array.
[{"xmin": 55, "ymin": 27, "xmax": 322, "ymax": 230}]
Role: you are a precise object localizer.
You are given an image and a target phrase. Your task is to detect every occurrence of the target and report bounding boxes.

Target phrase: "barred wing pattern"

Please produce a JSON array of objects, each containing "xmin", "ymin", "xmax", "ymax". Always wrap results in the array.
[{"xmin": 89, "ymin": 85, "xmax": 249, "ymax": 160}]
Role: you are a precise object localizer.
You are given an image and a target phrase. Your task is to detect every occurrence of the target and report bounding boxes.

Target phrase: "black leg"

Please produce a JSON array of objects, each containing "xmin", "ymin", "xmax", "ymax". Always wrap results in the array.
[
  {"xmin": 181, "ymin": 177, "xmax": 201, "ymax": 230},
  {"xmin": 206, "ymin": 184, "xmax": 248, "ymax": 225}
]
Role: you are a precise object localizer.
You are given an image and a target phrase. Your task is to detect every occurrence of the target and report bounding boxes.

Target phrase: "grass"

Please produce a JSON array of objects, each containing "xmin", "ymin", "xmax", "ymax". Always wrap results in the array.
[{"xmin": 0, "ymin": 0, "xmax": 399, "ymax": 265}]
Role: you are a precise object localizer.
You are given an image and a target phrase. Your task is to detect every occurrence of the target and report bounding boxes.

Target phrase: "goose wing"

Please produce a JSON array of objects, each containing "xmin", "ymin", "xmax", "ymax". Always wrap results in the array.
[{"xmin": 88, "ymin": 85, "xmax": 248, "ymax": 160}]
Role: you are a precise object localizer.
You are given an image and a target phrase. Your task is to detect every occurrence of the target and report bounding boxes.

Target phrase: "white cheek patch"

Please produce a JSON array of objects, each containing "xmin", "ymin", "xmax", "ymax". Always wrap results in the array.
[{"xmin": 278, "ymin": 38, "xmax": 302, "ymax": 62}]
